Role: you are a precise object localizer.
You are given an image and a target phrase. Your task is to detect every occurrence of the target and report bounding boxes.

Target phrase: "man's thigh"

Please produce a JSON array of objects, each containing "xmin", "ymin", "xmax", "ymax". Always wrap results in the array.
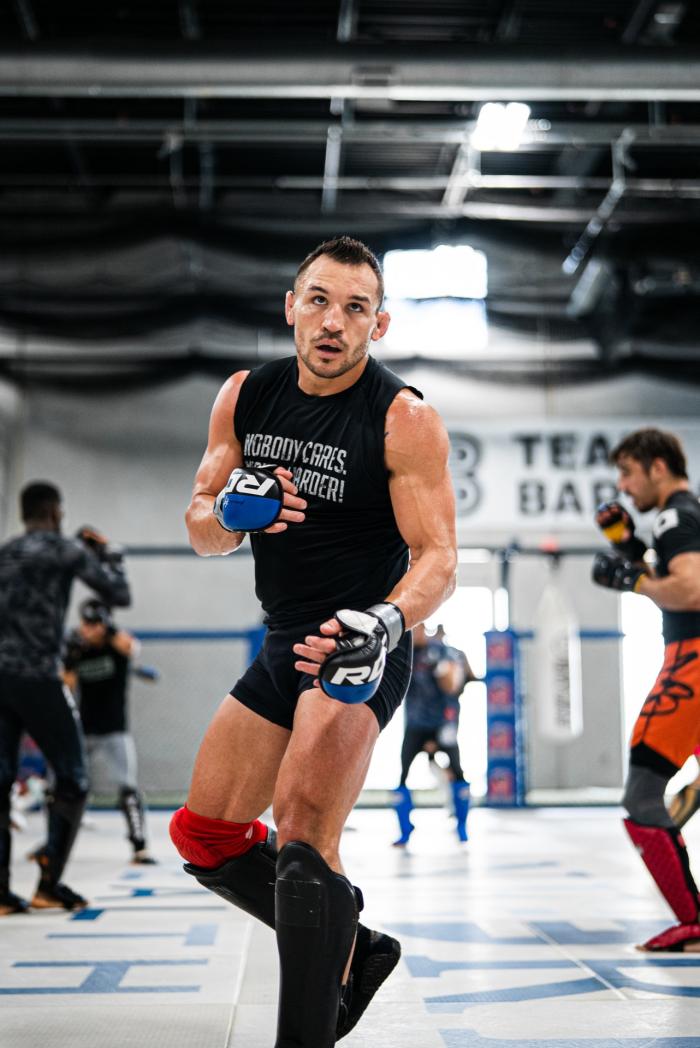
[
  {"xmin": 188, "ymin": 695, "xmax": 291, "ymax": 822},
  {"xmin": 631, "ymin": 637, "xmax": 700, "ymax": 770},
  {"xmin": 273, "ymin": 689, "xmax": 379, "ymax": 846}
]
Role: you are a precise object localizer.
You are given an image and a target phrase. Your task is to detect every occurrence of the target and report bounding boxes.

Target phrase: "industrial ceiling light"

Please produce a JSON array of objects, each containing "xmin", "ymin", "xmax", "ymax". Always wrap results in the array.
[
  {"xmin": 384, "ymin": 244, "xmax": 487, "ymax": 300},
  {"xmin": 471, "ymin": 102, "xmax": 531, "ymax": 152},
  {"xmin": 382, "ymin": 245, "xmax": 488, "ymax": 356}
]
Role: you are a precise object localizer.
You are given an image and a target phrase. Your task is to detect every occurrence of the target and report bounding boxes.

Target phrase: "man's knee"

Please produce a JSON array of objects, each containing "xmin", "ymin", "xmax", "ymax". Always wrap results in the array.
[
  {"xmin": 169, "ymin": 805, "xmax": 267, "ymax": 867},
  {"xmin": 622, "ymin": 764, "xmax": 674, "ymax": 827},
  {"xmin": 51, "ymin": 776, "xmax": 89, "ymax": 805},
  {"xmin": 274, "ymin": 796, "xmax": 338, "ymax": 862},
  {"xmin": 174, "ymin": 810, "xmax": 278, "ymax": 928}
]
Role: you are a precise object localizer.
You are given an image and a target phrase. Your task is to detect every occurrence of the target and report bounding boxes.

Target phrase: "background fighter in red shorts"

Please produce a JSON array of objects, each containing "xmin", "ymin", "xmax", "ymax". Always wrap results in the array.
[
  {"xmin": 169, "ymin": 236, "xmax": 457, "ymax": 1046},
  {"xmin": 593, "ymin": 428, "xmax": 700, "ymax": 951}
]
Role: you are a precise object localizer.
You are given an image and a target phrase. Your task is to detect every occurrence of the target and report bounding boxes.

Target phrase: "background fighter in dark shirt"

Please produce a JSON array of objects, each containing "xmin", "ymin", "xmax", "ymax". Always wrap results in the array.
[
  {"xmin": 62, "ymin": 598, "xmax": 157, "ymax": 865},
  {"xmin": 0, "ymin": 482, "xmax": 131, "ymax": 914},
  {"xmin": 169, "ymin": 236, "xmax": 457, "ymax": 1047},
  {"xmin": 593, "ymin": 428, "xmax": 700, "ymax": 951},
  {"xmin": 392, "ymin": 623, "xmax": 472, "ymax": 846}
]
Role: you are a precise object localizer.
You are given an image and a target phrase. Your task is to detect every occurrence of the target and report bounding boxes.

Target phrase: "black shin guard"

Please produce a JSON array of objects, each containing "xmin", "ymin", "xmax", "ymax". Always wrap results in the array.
[
  {"xmin": 183, "ymin": 828, "xmax": 278, "ymax": 927},
  {"xmin": 275, "ymin": 841, "xmax": 358, "ymax": 1048},
  {"xmin": 38, "ymin": 787, "xmax": 87, "ymax": 885},
  {"xmin": 118, "ymin": 787, "xmax": 147, "ymax": 850}
]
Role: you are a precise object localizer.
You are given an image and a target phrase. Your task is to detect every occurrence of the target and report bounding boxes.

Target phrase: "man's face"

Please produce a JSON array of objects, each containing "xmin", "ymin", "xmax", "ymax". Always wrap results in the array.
[
  {"xmin": 79, "ymin": 620, "xmax": 108, "ymax": 646},
  {"xmin": 285, "ymin": 257, "xmax": 390, "ymax": 381},
  {"xmin": 615, "ymin": 455, "xmax": 661, "ymax": 513}
]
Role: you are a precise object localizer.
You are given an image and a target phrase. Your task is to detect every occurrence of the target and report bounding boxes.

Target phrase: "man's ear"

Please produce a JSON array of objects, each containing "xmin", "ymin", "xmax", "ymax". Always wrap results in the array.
[
  {"xmin": 650, "ymin": 457, "xmax": 667, "ymax": 482},
  {"xmin": 371, "ymin": 309, "xmax": 391, "ymax": 342},
  {"xmin": 284, "ymin": 290, "xmax": 295, "ymax": 327}
]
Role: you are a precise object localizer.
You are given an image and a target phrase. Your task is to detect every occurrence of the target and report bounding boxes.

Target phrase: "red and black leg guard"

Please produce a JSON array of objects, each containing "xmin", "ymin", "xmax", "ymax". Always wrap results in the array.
[
  {"xmin": 624, "ymin": 818, "xmax": 699, "ymax": 923},
  {"xmin": 169, "ymin": 806, "xmax": 267, "ymax": 867},
  {"xmin": 170, "ymin": 806, "xmax": 276, "ymax": 927}
]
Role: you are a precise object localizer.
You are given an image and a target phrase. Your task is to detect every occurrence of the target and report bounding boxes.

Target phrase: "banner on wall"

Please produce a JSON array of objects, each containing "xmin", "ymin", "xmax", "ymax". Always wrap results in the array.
[{"xmin": 445, "ymin": 419, "xmax": 700, "ymax": 531}]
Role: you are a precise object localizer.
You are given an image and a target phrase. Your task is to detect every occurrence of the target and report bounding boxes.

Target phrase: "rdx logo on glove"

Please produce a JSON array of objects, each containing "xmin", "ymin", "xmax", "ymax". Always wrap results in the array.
[
  {"xmin": 319, "ymin": 604, "xmax": 404, "ymax": 705},
  {"xmin": 214, "ymin": 467, "xmax": 284, "ymax": 533}
]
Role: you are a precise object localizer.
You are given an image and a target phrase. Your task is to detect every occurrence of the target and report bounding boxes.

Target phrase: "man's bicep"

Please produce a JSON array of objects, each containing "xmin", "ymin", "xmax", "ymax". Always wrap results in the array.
[
  {"xmin": 667, "ymin": 549, "xmax": 700, "ymax": 580},
  {"xmin": 388, "ymin": 413, "xmax": 456, "ymax": 555}
]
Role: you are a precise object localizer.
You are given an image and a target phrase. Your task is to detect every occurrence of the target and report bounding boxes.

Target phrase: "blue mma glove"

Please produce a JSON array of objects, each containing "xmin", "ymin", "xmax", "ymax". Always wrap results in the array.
[
  {"xmin": 319, "ymin": 603, "xmax": 404, "ymax": 704},
  {"xmin": 213, "ymin": 467, "xmax": 284, "ymax": 533}
]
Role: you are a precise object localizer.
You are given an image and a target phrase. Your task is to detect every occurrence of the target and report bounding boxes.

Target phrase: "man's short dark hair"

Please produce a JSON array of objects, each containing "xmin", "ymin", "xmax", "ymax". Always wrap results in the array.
[
  {"xmin": 295, "ymin": 235, "xmax": 384, "ymax": 307},
  {"xmin": 20, "ymin": 481, "xmax": 62, "ymax": 522},
  {"xmin": 611, "ymin": 428, "xmax": 688, "ymax": 479}
]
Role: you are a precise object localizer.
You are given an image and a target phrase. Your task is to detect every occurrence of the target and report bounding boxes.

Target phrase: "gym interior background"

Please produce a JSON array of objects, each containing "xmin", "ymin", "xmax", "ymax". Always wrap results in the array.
[
  {"xmin": 6, "ymin": 6, "xmax": 700, "ymax": 1048},
  {"xmin": 2, "ymin": 1, "xmax": 700, "ymax": 806}
]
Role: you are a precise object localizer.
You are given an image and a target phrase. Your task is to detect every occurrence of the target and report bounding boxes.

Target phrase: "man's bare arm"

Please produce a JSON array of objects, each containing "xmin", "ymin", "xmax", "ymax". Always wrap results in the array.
[
  {"xmin": 638, "ymin": 551, "xmax": 700, "ymax": 611},
  {"xmin": 185, "ymin": 371, "xmax": 306, "ymax": 556},
  {"xmin": 382, "ymin": 391, "xmax": 458, "ymax": 629}
]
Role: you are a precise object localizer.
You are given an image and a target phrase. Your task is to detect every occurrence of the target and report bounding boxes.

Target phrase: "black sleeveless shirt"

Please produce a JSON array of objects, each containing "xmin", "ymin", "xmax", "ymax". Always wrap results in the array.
[
  {"xmin": 651, "ymin": 489, "xmax": 700, "ymax": 643},
  {"xmin": 234, "ymin": 355, "xmax": 421, "ymax": 628}
]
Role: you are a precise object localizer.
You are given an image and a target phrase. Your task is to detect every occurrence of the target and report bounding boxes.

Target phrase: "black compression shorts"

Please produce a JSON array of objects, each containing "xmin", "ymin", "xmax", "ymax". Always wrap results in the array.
[{"xmin": 232, "ymin": 618, "xmax": 413, "ymax": 732}]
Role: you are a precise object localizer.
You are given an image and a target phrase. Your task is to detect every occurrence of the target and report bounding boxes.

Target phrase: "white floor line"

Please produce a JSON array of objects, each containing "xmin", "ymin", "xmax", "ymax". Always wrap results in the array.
[{"xmin": 224, "ymin": 916, "xmax": 255, "ymax": 1048}]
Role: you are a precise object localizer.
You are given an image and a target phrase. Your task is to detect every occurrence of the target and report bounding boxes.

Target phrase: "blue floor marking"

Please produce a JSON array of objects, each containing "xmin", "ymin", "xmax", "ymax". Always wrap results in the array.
[
  {"xmin": 427, "ymin": 977, "xmax": 606, "ymax": 1010},
  {"xmin": 530, "ymin": 921, "xmax": 665, "ymax": 944},
  {"xmin": 440, "ymin": 1033, "xmax": 700, "ymax": 1048},
  {"xmin": 95, "ymin": 887, "xmax": 206, "ymax": 900},
  {"xmin": 407, "ymin": 957, "xmax": 576, "ymax": 978},
  {"xmin": 0, "ymin": 959, "xmax": 207, "ymax": 995},
  {"xmin": 408, "ymin": 955, "xmax": 700, "ymax": 979},
  {"xmin": 425, "ymin": 957, "xmax": 700, "ymax": 1009},
  {"xmin": 388, "ymin": 919, "xmax": 665, "ymax": 945},
  {"xmin": 71, "ymin": 904, "xmax": 225, "ymax": 920},
  {"xmin": 387, "ymin": 922, "xmax": 536, "ymax": 944},
  {"xmin": 48, "ymin": 923, "xmax": 218, "ymax": 946}
]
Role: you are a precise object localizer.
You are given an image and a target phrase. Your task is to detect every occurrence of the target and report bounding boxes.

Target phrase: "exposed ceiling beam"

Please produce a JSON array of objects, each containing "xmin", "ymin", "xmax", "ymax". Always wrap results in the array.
[
  {"xmin": 2, "ymin": 46, "xmax": 700, "ymax": 100},
  {"xmin": 4, "ymin": 120, "xmax": 700, "ymax": 148},
  {"xmin": 2, "ymin": 174, "xmax": 700, "ymax": 196}
]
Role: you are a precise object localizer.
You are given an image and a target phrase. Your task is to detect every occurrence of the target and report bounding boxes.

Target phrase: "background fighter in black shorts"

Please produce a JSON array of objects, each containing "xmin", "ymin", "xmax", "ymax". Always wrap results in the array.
[
  {"xmin": 169, "ymin": 236, "xmax": 457, "ymax": 1047},
  {"xmin": 392, "ymin": 623, "xmax": 472, "ymax": 846},
  {"xmin": 593, "ymin": 428, "xmax": 700, "ymax": 951},
  {"xmin": 0, "ymin": 482, "xmax": 131, "ymax": 914}
]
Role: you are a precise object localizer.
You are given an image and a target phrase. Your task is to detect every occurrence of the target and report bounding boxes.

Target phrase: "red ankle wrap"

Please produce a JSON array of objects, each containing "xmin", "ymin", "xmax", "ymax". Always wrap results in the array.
[{"xmin": 169, "ymin": 806, "xmax": 267, "ymax": 868}]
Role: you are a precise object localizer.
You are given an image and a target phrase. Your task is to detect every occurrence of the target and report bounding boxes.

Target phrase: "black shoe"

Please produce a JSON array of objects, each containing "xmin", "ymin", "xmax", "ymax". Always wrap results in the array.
[
  {"xmin": 336, "ymin": 929, "xmax": 401, "ymax": 1040},
  {"xmin": 0, "ymin": 890, "xmax": 31, "ymax": 916},
  {"xmin": 131, "ymin": 849, "xmax": 157, "ymax": 865},
  {"xmin": 31, "ymin": 882, "xmax": 88, "ymax": 911}
]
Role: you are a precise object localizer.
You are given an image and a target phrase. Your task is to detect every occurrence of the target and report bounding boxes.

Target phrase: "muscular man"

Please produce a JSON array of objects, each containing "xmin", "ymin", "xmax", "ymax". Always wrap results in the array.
[
  {"xmin": 169, "ymin": 236, "xmax": 457, "ymax": 1046},
  {"xmin": 62, "ymin": 598, "xmax": 157, "ymax": 865},
  {"xmin": 392, "ymin": 623, "xmax": 471, "ymax": 846},
  {"xmin": 0, "ymin": 482, "xmax": 131, "ymax": 914},
  {"xmin": 593, "ymin": 428, "xmax": 700, "ymax": 951}
]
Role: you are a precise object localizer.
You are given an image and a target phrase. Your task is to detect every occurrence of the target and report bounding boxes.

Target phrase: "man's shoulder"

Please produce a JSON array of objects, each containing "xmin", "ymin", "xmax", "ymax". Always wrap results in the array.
[
  {"xmin": 245, "ymin": 356, "xmax": 295, "ymax": 385},
  {"xmin": 654, "ymin": 491, "xmax": 700, "ymax": 540}
]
